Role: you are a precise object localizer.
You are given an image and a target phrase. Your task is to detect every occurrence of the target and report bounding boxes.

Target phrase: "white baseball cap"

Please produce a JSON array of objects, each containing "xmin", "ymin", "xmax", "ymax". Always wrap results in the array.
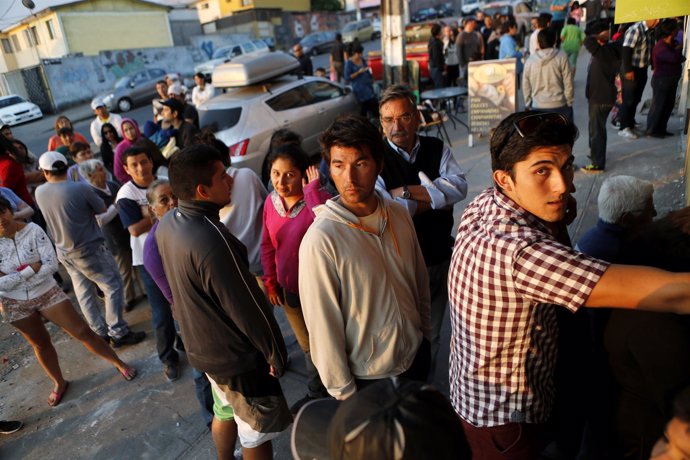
[
  {"xmin": 91, "ymin": 97, "xmax": 106, "ymax": 110},
  {"xmin": 38, "ymin": 151, "xmax": 69, "ymax": 171}
]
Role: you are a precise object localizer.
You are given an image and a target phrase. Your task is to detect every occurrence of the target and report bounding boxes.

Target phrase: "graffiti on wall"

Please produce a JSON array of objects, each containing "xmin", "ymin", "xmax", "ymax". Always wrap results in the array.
[
  {"xmin": 188, "ymin": 34, "xmax": 251, "ymax": 59},
  {"xmin": 43, "ymin": 43, "xmax": 224, "ymax": 109},
  {"xmin": 99, "ymin": 46, "xmax": 209, "ymax": 80},
  {"xmin": 43, "ymin": 56, "xmax": 116, "ymax": 110},
  {"xmin": 290, "ymin": 12, "xmax": 339, "ymax": 39}
]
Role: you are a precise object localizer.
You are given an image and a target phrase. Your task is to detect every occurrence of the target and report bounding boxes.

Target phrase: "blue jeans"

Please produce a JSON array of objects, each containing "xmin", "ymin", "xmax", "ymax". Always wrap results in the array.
[
  {"xmin": 588, "ymin": 103, "xmax": 612, "ymax": 169},
  {"xmin": 429, "ymin": 66, "xmax": 444, "ymax": 89},
  {"xmin": 646, "ymin": 75, "xmax": 680, "ymax": 135},
  {"xmin": 58, "ymin": 244, "xmax": 129, "ymax": 339},
  {"xmin": 138, "ymin": 266, "xmax": 178, "ymax": 365},
  {"xmin": 192, "ymin": 367, "xmax": 214, "ymax": 426}
]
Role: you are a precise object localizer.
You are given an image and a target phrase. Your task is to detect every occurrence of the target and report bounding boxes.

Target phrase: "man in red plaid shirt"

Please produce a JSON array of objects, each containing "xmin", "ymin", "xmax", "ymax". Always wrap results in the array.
[{"xmin": 448, "ymin": 111, "xmax": 690, "ymax": 459}]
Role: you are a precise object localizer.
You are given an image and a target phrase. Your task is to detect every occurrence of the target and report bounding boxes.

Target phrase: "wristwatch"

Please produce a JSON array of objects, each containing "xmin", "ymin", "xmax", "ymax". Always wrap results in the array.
[{"xmin": 401, "ymin": 185, "xmax": 411, "ymax": 200}]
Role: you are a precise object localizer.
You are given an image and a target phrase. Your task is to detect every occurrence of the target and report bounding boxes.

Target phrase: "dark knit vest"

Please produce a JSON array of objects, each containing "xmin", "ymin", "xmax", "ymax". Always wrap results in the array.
[{"xmin": 381, "ymin": 136, "xmax": 454, "ymax": 266}]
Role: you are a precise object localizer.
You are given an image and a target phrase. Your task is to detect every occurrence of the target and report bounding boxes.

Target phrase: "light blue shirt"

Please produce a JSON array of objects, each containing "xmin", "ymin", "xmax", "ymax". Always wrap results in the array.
[{"xmin": 499, "ymin": 35, "xmax": 523, "ymax": 74}]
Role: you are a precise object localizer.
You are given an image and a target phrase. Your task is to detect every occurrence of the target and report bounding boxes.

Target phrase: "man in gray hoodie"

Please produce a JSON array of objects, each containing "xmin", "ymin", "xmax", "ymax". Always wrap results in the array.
[
  {"xmin": 523, "ymin": 28, "xmax": 574, "ymax": 120},
  {"xmin": 299, "ymin": 115, "xmax": 431, "ymax": 401}
]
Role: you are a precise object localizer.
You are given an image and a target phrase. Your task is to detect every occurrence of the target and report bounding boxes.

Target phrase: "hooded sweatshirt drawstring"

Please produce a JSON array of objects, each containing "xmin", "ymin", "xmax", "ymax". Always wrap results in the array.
[{"xmin": 345, "ymin": 205, "xmax": 401, "ymax": 257}]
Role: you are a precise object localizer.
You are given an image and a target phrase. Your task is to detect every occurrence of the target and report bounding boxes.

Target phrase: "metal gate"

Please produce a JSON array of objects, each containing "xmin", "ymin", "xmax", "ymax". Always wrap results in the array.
[{"xmin": 20, "ymin": 65, "xmax": 54, "ymax": 114}]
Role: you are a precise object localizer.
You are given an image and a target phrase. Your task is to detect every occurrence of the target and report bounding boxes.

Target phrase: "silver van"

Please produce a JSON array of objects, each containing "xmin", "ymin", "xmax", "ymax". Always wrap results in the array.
[{"xmin": 341, "ymin": 19, "xmax": 375, "ymax": 43}]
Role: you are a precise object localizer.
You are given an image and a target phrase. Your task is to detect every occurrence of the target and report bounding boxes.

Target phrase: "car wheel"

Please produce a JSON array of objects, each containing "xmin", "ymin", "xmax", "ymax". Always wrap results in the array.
[{"xmin": 117, "ymin": 98, "xmax": 132, "ymax": 113}]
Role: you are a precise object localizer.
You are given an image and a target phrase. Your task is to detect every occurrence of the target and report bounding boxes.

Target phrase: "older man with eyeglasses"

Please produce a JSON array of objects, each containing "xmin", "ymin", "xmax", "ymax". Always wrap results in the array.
[
  {"xmin": 448, "ymin": 111, "xmax": 690, "ymax": 459},
  {"xmin": 375, "ymin": 85, "xmax": 468, "ymax": 382}
]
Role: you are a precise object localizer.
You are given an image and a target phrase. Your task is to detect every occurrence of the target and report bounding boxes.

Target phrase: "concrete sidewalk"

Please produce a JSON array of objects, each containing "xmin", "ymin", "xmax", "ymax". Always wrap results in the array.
[{"xmin": 0, "ymin": 48, "xmax": 687, "ymax": 459}]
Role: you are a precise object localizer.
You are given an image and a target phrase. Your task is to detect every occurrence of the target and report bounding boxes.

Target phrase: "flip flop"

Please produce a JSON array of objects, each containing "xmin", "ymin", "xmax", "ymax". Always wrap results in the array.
[
  {"xmin": 120, "ymin": 366, "xmax": 137, "ymax": 381},
  {"xmin": 48, "ymin": 381, "xmax": 69, "ymax": 407}
]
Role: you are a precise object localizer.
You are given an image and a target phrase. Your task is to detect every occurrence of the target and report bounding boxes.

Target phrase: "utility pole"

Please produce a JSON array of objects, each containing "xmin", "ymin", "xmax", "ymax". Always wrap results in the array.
[{"xmin": 381, "ymin": 0, "xmax": 407, "ymax": 87}]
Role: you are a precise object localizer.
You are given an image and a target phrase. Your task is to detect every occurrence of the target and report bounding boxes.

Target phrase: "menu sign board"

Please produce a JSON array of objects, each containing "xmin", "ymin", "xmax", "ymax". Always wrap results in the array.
[{"xmin": 467, "ymin": 58, "xmax": 517, "ymax": 134}]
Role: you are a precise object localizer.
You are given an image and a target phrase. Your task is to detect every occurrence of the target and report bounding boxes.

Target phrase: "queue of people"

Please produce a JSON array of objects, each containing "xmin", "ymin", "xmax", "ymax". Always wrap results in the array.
[{"xmin": 0, "ymin": 19, "xmax": 689, "ymax": 459}]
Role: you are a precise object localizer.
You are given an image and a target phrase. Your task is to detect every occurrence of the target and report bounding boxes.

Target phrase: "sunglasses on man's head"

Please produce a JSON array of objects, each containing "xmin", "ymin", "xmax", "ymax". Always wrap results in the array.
[
  {"xmin": 512, "ymin": 112, "xmax": 568, "ymax": 138},
  {"xmin": 494, "ymin": 112, "xmax": 569, "ymax": 159}
]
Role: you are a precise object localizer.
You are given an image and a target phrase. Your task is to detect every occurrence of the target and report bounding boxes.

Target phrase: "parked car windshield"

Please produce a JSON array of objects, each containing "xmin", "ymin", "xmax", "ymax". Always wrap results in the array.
[
  {"xmin": 301, "ymin": 34, "xmax": 319, "ymax": 46},
  {"xmin": 0, "ymin": 96, "xmax": 25, "ymax": 108},
  {"xmin": 114, "ymin": 77, "xmax": 131, "ymax": 89},
  {"xmin": 212, "ymin": 46, "xmax": 233, "ymax": 59},
  {"xmin": 199, "ymin": 107, "xmax": 242, "ymax": 132},
  {"xmin": 251, "ymin": 40, "xmax": 269, "ymax": 51},
  {"xmin": 343, "ymin": 23, "xmax": 357, "ymax": 32}
]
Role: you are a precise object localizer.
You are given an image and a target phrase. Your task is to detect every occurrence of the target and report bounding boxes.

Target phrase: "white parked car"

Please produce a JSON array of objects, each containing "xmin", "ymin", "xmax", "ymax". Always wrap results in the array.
[
  {"xmin": 0, "ymin": 95, "xmax": 43, "ymax": 126},
  {"xmin": 195, "ymin": 39, "xmax": 270, "ymax": 80},
  {"xmin": 200, "ymin": 52, "xmax": 360, "ymax": 182}
]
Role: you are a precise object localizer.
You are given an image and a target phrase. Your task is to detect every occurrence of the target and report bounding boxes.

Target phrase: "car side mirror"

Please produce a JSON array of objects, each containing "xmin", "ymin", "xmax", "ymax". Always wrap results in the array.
[{"xmin": 129, "ymin": 82, "xmax": 136, "ymax": 88}]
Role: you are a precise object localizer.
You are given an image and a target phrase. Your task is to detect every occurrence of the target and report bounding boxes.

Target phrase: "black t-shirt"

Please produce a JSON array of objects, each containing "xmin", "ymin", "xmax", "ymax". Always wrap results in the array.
[
  {"xmin": 331, "ymin": 41, "xmax": 344, "ymax": 63},
  {"xmin": 183, "ymin": 103, "xmax": 199, "ymax": 128},
  {"xmin": 175, "ymin": 122, "xmax": 199, "ymax": 149}
]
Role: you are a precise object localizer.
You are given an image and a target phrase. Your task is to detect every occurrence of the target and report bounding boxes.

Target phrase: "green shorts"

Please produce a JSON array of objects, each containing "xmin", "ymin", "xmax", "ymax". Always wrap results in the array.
[{"xmin": 210, "ymin": 383, "xmax": 235, "ymax": 421}]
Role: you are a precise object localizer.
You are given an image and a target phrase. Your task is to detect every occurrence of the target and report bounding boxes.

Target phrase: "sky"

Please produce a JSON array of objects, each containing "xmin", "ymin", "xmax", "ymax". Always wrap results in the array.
[{"xmin": 0, "ymin": 0, "xmax": 196, "ymax": 30}]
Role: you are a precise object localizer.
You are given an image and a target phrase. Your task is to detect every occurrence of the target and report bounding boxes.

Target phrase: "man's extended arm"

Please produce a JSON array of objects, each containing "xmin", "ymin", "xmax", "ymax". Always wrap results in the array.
[{"xmin": 586, "ymin": 265, "xmax": 690, "ymax": 314}]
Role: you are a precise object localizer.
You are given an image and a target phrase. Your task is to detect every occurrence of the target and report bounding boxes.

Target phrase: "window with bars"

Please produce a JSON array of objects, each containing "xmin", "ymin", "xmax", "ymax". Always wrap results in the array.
[
  {"xmin": 46, "ymin": 20, "xmax": 55, "ymax": 40},
  {"xmin": 23, "ymin": 30, "xmax": 35, "ymax": 47},
  {"xmin": 1, "ymin": 38, "xmax": 12, "ymax": 54},
  {"xmin": 30, "ymin": 26, "xmax": 40, "ymax": 45}
]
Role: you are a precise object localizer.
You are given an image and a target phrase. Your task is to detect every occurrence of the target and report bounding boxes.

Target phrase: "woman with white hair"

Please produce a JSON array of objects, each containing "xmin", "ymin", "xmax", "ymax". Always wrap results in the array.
[
  {"xmin": 577, "ymin": 175, "xmax": 656, "ymax": 262},
  {"xmin": 79, "ymin": 159, "xmax": 140, "ymax": 311}
]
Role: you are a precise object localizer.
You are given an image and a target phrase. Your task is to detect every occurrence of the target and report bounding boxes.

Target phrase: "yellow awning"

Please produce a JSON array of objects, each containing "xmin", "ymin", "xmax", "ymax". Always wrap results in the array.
[{"xmin": 614, "ymin": 0, "xmax": 690, "ymax": 24}]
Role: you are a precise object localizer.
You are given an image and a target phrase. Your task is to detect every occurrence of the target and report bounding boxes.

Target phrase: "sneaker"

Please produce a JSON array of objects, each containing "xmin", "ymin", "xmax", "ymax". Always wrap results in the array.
[
  {"xmin": 646, "ymin": 131, "xmax": 666, "ymax": 139},
  {"xmin": 0, "ymin": 420, "xmax": 23, "ymax": 434},
  {"xmin": 163, "ymin": 362, "xmax": 179, "ymax": 382},
  {"xmin": 110, "ymin": 330, "xmax": 146, "ymax": 348},
  {"xmin": 580, "ymin": 164, "xmax": 604, "ymax": 174},
  {"xmin": 618, "ymin": 128, "xmax": 638, "ymax": 139}
]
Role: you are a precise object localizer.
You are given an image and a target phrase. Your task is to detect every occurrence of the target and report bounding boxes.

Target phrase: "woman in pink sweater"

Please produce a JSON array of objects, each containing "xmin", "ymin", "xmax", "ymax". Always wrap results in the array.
[{"xmin": 260, "ymin": 143, "xmax": 331, "ymax": 412}]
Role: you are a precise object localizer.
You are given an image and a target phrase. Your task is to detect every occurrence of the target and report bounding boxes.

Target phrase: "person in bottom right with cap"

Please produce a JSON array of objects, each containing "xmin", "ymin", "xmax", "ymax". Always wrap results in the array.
[
  {"xmin": 291, "ymin": 377, "xmax": 470, "ymax": 459},
  {"xmin": 448, "ymin": 111, "xmax": 690, "ymax": 459}
]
